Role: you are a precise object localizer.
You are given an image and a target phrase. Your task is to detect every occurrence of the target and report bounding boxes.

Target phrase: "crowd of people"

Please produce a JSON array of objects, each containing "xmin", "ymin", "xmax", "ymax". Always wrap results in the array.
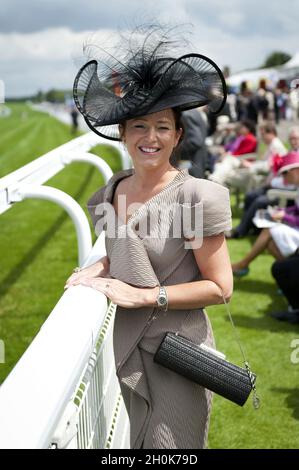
[{"xmin": 176, "ymin": 78, "xmax": 299, "ymax": 325}]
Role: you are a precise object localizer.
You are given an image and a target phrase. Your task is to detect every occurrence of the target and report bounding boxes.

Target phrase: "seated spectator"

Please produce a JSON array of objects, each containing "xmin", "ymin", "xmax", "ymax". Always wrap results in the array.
[
  {"xmin": 209, "ymin": 120, "xmax": 257, "ymax": 185},
  {"xmin": 226, "ymin": 127, "xmax": 297, "ymax": 238},
  {"xmin": 289, "ymin": 125, "xmax": 299, "ymax": 151},
  {"xmin": 270, "ymin": 253, "xmax": 299, "ymax": 324},
  {"xmin": 231, "ymin": 151, "xmax": 299, "ymax": 276},
  {"xmin": 230, "ymin": 119, "xmax": 257, "ymax": 156},
  {"xmin": 224, "ymin": 122, "xmax": 287, "ymax": 192},
  {"xmin": 250, "ymin": 122, "xmax": 286, "ymax": 171}
]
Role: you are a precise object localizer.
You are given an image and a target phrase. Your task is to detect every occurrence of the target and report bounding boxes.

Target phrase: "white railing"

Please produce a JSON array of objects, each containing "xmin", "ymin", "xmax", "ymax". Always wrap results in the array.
[
  {"xmin": 267, "ymin": 188, "xmax": 297, "ymax": 207},
  {"xmin": 0, "ymin": 130, "xmax": 132, "ymax": 448},
  {"xmin": 0, "ymin": 131, "xmax": 131, "ymax": 265},
  {"xmin": 0, "ymin": 233, "xmax": 130, "ymax": 449}
]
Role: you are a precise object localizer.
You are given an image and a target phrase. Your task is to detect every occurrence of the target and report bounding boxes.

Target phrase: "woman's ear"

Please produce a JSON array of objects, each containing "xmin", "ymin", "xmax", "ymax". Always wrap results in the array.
[{"xmin": 174, "ymin": 127, "xmax": 183, "ymax": 147}]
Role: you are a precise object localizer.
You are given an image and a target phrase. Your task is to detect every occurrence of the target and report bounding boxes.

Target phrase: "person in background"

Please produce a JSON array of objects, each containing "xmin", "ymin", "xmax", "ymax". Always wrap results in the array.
[
  {"xmin": 209, "ymin": 120, "xmax": 257, "ymax": 186},
  {"xmin": 289, "ymin": 84, "xmax": 299, "ymax": 122},
  {"xmin": 231, "ymin": 151, "xmax": 299, "ymax": 276},
  {"xmin": 178, "ymin": 107, "xmax": 208, "ymax": 179},
  {"xmin": 270, "ymin": 253, "xmax": 299, "ymax": 324},
  {"xmin": 256, "ymin": 79, "xmax": 269, "ymax": 121},
  {"xmin": 70, "ymin": 106, "xmax": 79, "ymax": 134},
  {"xmin": 226, "ymin": 127, "xmax": 297, "ymax": 239},
  {"xmin": 288, "ymin": 125, "xmax": 299, "ymax": 151},
  {"xmin": 229, "ymin": 119, "xmax": 257, "ymax": 156},
  {"xmin": 224, "ymin": 122, "xmax": 287, "ymax": 194},
  {"xmin": 236, "ymin": 82, "xmax": 259, "ymax": 124}
]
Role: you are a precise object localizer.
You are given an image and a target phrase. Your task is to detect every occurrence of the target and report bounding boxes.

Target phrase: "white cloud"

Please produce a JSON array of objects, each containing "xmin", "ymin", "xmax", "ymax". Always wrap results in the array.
[
  {"xmin": 218, "ymin": 12, "xmax": 244, "ymax": 29},
  {"xmin": 1, "ymin": 0, "xmax": 299, "ymax": 97},
  {"xmin": 0, "ymin": 28, "xmax": 120, "ymax": 97}
]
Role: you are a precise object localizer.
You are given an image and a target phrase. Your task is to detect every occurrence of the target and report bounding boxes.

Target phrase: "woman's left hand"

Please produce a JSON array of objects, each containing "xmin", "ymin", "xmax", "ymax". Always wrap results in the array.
[{"xmin": 65, "ymin": 276, "xmax": 152, "ymax": 308}]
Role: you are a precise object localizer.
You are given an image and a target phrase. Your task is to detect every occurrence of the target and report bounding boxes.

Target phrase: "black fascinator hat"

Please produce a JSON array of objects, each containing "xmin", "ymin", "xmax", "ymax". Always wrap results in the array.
[{"xmin": 73, "ymin": 26, "xmax": 227, "ymax": 141}]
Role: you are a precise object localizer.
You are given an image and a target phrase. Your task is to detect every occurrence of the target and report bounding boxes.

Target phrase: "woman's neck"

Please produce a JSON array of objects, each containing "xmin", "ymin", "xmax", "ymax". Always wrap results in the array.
[{"xmin": 130, "ymin": 164, "xmax": 178, "ymax": 193}]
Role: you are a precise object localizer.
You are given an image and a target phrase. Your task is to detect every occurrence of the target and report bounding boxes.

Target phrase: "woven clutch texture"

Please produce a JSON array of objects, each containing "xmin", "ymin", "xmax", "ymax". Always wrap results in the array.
[{"xmin": 154, "ymin": 332, "xmax": 256, "ymax": 406}]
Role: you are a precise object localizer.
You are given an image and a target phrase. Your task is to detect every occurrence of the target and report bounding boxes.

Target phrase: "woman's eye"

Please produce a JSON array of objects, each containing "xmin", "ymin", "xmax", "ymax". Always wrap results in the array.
[
  {"xmin": 134, "ymin": 124, "xmax": 145, "ymax": 128},
  {"xmin": 159, "ymin": 127, "xmax": 170, "ymax": 130}
]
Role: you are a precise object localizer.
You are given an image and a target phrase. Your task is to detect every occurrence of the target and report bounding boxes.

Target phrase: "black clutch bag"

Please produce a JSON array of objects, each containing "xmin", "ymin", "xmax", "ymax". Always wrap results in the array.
[{"xmin": 154, "ymin": 295, "xmax": 260, "ymax": 408}]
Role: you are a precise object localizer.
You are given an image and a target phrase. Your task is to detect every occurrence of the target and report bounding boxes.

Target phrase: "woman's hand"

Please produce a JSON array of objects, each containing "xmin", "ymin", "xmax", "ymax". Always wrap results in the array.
[
  {"xmin": 65, "ymin": 276, "xmax": 157, "ymax": 309},
  {"xmin": 64, "ymin": 256, "xmax": 110, "ymax": 289}
]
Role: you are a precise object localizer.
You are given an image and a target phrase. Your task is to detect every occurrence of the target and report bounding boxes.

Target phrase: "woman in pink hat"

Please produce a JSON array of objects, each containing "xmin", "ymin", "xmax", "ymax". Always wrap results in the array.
[{"xmin": 232, "ymin": 151, "xmax": 299, "ymax": 276}]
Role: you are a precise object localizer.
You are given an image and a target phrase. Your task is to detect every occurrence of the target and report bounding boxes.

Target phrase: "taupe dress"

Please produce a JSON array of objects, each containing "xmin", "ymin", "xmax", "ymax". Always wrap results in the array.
[{"xmin": 87, "ymin": 168, "xmax": 232, "ymax": 449}]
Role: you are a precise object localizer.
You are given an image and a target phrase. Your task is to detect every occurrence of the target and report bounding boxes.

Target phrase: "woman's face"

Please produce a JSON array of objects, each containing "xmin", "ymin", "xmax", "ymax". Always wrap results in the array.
[
  {"xmin": 283, "ymin": 167, "xmax": 299, "ymax": 186},
  {"xmin": 120, "ymin": 109, "xmax": 182, "ymax": 169},
  {"xmin": 239, "ymin": 125, "xmax": 250, "ymax": 136},
  {"xmin": 289, "ymin": 132, "xmax": 299, "ymax": 151}
]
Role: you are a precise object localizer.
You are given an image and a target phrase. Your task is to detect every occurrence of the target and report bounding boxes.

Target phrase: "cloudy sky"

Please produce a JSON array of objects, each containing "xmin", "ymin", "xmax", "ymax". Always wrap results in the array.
[{"xmin": 1, "ymin": 0, "xmax": 299, "ymax": 98}]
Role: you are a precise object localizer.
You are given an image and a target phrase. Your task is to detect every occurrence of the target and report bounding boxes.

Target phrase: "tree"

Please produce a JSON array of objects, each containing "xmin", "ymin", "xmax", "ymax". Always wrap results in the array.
[{"xmin": 262, "ymin": 51, "xmax": 291, "ymax": 68}]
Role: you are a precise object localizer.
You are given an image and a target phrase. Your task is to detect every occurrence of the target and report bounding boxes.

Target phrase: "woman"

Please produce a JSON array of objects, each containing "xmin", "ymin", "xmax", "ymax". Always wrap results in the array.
[
  {"xmin": 209, "ymin": 120, "xmax": 257, "ymax": 187},
  {"xmin": 65, "ymin": 28, "xmax": 233, "ymax": 449},
  {"xmin": 232, "ymin": 151, "xmax": 299, "ymax": 277}
]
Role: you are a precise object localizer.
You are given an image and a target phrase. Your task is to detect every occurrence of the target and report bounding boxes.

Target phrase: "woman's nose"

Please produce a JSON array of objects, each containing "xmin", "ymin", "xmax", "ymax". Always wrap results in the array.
[{"xmin": 144, "ymin": 126, "xmax": 158, "ymax": 142}]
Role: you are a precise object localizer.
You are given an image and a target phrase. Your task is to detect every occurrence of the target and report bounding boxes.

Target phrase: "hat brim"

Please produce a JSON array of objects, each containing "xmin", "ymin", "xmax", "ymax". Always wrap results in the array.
[
  {"xmin": 74, "ymin": 53, "xmax": 227, "ymax": 141},
  {"xmin": 278, "ymin": 163, "xmax": 299, "ymax": 174}
]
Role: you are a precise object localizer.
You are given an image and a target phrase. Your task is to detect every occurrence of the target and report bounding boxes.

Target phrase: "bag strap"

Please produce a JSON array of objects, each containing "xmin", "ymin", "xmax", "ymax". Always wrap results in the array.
[{"xmin": 221, "ymin": 291, "xmax": 260, "ymax": 410}]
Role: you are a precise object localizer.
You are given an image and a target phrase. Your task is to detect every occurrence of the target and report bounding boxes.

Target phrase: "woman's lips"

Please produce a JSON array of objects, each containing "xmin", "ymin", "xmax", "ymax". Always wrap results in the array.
[{"xmin": 139, "ymin": 146, "xmax": 161, "ymax": 155}]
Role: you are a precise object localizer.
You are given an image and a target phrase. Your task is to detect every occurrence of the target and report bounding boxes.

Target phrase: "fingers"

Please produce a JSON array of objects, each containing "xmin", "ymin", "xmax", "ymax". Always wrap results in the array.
[
  {"xmin": 64, "ymin": 276, "xmax": 112, "ymax": 292},
  {"xmin": 64, "ymin": 276, "xmax": 87, "ymax": 289},
  {"xmin": 64, "ymin": 273, "xmax": 82, "ymax": 289}
]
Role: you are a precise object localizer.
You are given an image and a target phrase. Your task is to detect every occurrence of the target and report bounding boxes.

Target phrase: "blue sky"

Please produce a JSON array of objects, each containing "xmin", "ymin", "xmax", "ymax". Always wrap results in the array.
[{"xmin": 1, "ymin": 0, "xmax": 299, "ymax": 97}]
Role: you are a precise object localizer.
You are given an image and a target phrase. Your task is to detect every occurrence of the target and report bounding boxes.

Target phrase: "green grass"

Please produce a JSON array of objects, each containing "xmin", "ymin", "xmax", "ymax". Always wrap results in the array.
[
  {"xmin": 208, "ymin": 204, "xmax": 299, "ymax": 449},
  {"xmin": 0, "ymin": 103, "xmax": 298, "ymax": 448},
  {"xmin": 0, "ymin": 103, "xmax": 122, "ymax": 383}
]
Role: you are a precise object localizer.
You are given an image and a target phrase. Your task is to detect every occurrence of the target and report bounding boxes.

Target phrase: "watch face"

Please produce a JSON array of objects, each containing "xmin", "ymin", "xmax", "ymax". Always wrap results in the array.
[{"xmin": 159, "ymin": 297, "xmax": 167, "ymax": 305}]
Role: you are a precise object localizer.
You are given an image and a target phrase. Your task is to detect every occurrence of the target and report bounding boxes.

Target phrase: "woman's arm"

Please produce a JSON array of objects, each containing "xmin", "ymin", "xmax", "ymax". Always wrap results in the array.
[
  {"xmin": 70, "ymin": 235, "xmax": 233, "ymax": 309},
  {"xmin": 144, "ymin": 234, "xmax": 233, "ymax": 309}
]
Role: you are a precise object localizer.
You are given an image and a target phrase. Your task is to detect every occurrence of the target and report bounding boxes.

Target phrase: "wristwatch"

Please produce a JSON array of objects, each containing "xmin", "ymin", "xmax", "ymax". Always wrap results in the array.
[{"xmin": 156, "ymin": 286, "xmax": 168, "ymax": 311}]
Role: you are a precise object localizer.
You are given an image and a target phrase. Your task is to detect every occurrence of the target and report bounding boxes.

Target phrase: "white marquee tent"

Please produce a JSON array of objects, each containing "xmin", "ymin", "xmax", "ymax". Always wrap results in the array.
[{"xmin": 227, "ymin": 52, "xmax": 299, "ymax": 89}]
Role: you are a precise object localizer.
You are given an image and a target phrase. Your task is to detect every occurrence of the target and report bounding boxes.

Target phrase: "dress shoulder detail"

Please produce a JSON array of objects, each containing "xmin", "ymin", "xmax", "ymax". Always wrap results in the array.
[{"xmin": 179, "ymin": 177, "xmax": 232, "ymax": 237}]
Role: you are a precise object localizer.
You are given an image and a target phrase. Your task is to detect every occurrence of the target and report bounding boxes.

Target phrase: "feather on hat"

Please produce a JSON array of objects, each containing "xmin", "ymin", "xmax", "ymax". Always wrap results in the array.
[{"xmin": 73, "ymin": 26, "xmax": 227, "ymax": 141}]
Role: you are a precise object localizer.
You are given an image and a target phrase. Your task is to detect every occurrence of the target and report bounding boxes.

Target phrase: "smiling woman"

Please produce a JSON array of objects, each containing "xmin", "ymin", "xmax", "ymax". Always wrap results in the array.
[
  {"xmin": 120, "ymin": 110, "xmax": 182, "ymax": 166},
  {"xmin": 68, "ymin": 24, "xmax": 233, "ymax": 449}
]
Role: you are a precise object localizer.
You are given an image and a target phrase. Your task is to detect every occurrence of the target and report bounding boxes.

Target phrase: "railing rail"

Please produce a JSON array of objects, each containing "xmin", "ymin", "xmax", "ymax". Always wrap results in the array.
[
  {"xmin": 0, "ymin": 129, "xmax": 131, "ymax": 448},
  {"xmin": 0, "ymin": 131, "xmax": 131, "ymax": 265},
  {"xmin": 0, "ymin": 232, "xmax": 130, "ymax": 449}
]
